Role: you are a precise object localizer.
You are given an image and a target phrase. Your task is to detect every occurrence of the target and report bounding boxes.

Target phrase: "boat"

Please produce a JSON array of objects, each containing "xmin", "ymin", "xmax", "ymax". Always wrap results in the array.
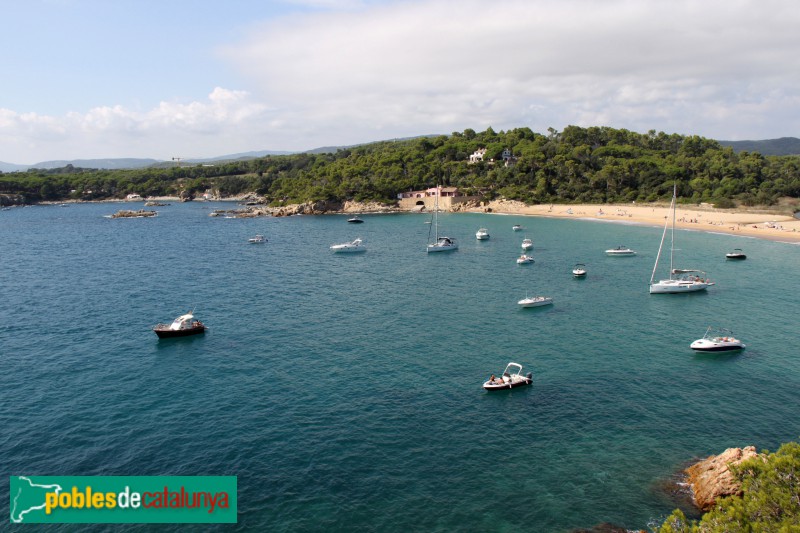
[
  {"xmin": 475, "ymin": 228, "xmax": 490, "ymax": 240},
  {"xmin": 426, "ymin": 186, "xmax": 458, "ymax": 253},
  {"xmin": 521, "ymin": 237, "xmax": 533, "ymax": 250},
  {"xmin": 153, "ymin": 312, "xmax": 206, "ymax": 338},
  {"xmin": 347, "ymin": 216, "xmax": 364, "ymax": 223},
  {"xmin": 248, "ymin": 234, "xmax": 266, "ymax": 243},
  {"xmin": 512, "ymin": 224, "xmax": 523, "ymax": 231},
  {"xmin": 483, "ymin": 362, "xmax": 532, "ymax": 391},
  {"xmin": 572, "ymin": 263, "xmax": 587, "ymax": 277},
  {"xmin": 690, "ymin": 327, "xmax": 745, "ymax": 351},
  {"xmin": 517, "ymin": 295, "xmax": 553, "ymax": 307},
  {"xmin": 649, "ymin": 185, "xmax": 713, "ymax": 294},
  {"xmin": 330, "ymin": 238, "xmax": 366, "ymax": 253},
  {"xmin": 516, "ymin": 254, "xmax": 535, "ymax": 264},
  {"xmin": 605, "ymin": 246, "xmax": 636, "ymax": 256},
  {"xmin": 726, "ymin": 248, "xmax": 747, "ymax": 260}
]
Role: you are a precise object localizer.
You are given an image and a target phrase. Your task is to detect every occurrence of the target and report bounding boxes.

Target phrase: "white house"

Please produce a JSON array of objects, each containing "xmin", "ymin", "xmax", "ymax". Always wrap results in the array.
[{"xmin": 469, "ymin": 148, "xmax": 487, "ymax": 163}]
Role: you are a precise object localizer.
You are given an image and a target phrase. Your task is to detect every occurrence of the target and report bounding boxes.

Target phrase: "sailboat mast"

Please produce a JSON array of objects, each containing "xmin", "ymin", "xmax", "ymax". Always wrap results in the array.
[
  {"xmin": 669, "ymin": 184, "xmax": 676, "ymax": 278},
  {"xmin": 434, "ymin": 185, "xmax": 440, "ymax": 242},
  {"xmin": 651, "ymin": 198, "xmax": 670, "ymax": 285}
]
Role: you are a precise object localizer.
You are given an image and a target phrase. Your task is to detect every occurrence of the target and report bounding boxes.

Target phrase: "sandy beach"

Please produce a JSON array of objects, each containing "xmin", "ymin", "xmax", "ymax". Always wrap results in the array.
[{"xmin": 470, "ymin": 200, "xmax": 800, "ymax": 244}]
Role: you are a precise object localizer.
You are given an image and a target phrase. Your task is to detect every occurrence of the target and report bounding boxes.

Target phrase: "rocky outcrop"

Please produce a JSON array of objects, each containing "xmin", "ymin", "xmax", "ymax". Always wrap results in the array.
[
  {"xmin": 685, "ymin": 446, "xmax": 761, "ymax": 510},
  {"xmin": 208, "ymin": 200, "xmax": 402, "ymax": 218},
  {"xmin": 111, "ymin": 209, "xmax": 158, "ymax": 218},
  {"xmin": 0, "ymin": 194, "xmax": 26, "ymax": 206}
]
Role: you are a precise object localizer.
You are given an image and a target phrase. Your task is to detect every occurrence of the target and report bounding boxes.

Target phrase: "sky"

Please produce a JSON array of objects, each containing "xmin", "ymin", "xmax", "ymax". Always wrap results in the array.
[{"xmin": 2, "ymin": 0, "xmax": 799, "ymax": 164}]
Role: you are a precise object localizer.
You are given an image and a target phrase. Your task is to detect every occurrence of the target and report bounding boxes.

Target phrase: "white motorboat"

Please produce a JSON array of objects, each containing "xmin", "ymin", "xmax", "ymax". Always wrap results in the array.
[
  {"xmin": 572, "ymin": 263, "xmax": 587, "ymax": 277},
  {"xmin": 690, "ymin": 327, "xmax": 745, "ymax": 352},
  {"xmin": 483, "ymin": 362, "xmax": 532, "ymax": 391},
  {"xmin": 427, "ymin": 186, "xmax": 458, "ymax": 253},
  {"xmin": 330, "ymin": 238, "xmax": 366, "ymax": 253},
  {"xmin": 516, "ymin": 254, "xmax": 535, "ymax": 264},
  {"xmin": 518, "ymin": 295, "xmax": 553, "ymax": 307},
  {"xmin": 248, "ymin": 234, "xmax": 266, "ymax": 243},
  {"xmin": 521, "ymin": 237, "xmax": 533, "ymax": 250},
  {"xmin": 605, "ymin": 246, "xmax": 636, "ymax": 256},
  {"xmin": 726, "ymin": 248, "xmax": 746, "ymax": 260},
  {"xmin": 512, "ymin": 224, "xmax": 523, "ymax": 231},
  {"xmin": 650, "ymin": 185, "xmax": 713, "ymax": 294},
  {"xmin": 347, "ymin": 216, "xmax": 364, "ymax": 223},
  {"xmin": 476, "ymin": 228, "xmax": 490, "ymax": 240}
]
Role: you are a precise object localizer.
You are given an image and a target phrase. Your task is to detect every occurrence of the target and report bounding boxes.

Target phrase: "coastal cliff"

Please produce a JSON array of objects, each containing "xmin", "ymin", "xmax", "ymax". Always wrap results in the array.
[{"xmin": 685, "ymin": 446, "xmax": 761, "ymax": 511}]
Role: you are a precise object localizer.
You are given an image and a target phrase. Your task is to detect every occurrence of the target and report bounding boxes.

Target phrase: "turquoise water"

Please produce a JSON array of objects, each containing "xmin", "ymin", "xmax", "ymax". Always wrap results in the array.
[{"xmin": 2, "ymin": 202, "xmax": 799, "ymax": 531}]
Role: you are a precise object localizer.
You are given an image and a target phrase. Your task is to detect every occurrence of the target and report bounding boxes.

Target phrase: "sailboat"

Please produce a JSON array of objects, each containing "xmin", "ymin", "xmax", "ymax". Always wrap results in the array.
[
  {"xmin": 426, "ymin": 186, "xmax": 458, "ymax": 253},
  {"xmin": 649, "ymin": 185, "xmax": 713, "ymax": 294}
]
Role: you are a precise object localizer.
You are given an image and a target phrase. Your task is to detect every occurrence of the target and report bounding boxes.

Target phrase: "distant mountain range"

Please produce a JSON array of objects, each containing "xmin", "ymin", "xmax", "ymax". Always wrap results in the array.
[
  {"xmin": 717, "ymin": 137, "xmax": 800, "ymax": 156},
  {"xmin": 2, "ymin": 136, "xmax": 798, "ymax": 173}
]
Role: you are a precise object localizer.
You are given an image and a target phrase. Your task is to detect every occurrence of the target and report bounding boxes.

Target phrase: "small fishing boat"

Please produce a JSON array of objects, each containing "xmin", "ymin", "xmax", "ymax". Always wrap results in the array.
[
  {"xmin": 483, "ymin": 362, "xmax": 532, "ymax": 391},
  {"xmin": 725, "ymin": 248, "xmax": 747, "ymax": 260},
  {"xmin": 516, "ymin": 254, "xmax": 535, "ymax": 264},
  {"xmin": 330, "ymin": 238, "xmax": 366, "ymax": 253},
  {"xmin": 475, "ymin": 228, "xmax": 490, "ymax": 240},
  {"xmin": 518, "ymin": 295, "xmax": 553, "ymax": 308},
  {"xmin": 690, "ymin": 327, "xmax": 745, "ymax": 352},
  {"xmin": 153, "ymin": 312, "xmax": 206, "ymax": 338},
  {"xmin": 248, "ymin": 234, "xmax": 266, "ymax": 243},
  {"xmin": 572, "ymin": 263, "xmax": 587, "ymax": 277},
  {"xmin": 605, "ymin": 246, "xmax": 636, "ymax": 256}
]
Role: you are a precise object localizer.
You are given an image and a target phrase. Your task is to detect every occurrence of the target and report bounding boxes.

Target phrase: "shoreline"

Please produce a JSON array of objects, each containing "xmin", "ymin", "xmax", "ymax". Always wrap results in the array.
[
  {"xmin": 25, "ymin": 196, "xmax": 800, "ymax": 244},
  {"xmin": 467, "ymin": 200, "xmax": 800, "ymax": 244}
]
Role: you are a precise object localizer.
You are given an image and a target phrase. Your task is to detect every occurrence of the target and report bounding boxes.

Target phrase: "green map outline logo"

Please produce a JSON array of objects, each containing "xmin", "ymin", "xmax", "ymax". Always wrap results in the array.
[
  {"xmin": 10, "ymin": 476, "xmax": 63, "ymax": 523},
  {"xmin": 9, "ymin": 476, "xmax": 237, "ymax": 524}
]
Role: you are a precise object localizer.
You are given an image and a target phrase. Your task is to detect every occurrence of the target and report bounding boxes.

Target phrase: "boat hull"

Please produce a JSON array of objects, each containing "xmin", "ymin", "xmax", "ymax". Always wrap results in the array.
[
  {"xmin": 726, "ymin": 254, "xmax": 746, "ymax": 260},
  {"xmin": 427, "ymin": 244, "xmax": 458, "ymax": 252},
  {"xmin": 153, "ymin": 326, "xmax": 205, "ymax": 338},
  {"xmin": 649, "ymin": 281, "xmax": 710, "ymax": 294},
  {"xmin": 690, "ymin": 341, "xmax": 744, "ymax": 352},
  {"xmin": 331, "ymin": 246, "xmax": 365, "ymax": 253},
  {"xmin": 518, "ymin": 298, "xmax": 552, "ymax": 307}
]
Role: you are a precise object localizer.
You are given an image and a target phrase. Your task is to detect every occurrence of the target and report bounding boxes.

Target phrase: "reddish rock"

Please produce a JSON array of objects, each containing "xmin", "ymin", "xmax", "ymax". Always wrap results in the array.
[{"xmin": 685, "ymin": 446, "xmax": 761, "ymax": 510}]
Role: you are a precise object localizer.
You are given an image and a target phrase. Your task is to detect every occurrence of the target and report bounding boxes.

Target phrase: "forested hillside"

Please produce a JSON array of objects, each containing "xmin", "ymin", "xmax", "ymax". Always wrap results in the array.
[{"xmin": 2, "ymin": 126, "xmax": 799, "ymax": 207}]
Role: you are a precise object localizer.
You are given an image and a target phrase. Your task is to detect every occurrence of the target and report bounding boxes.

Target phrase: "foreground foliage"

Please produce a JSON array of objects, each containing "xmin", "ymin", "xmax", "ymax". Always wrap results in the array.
[
  {"xmin": 659, "ymin": 441, "xmax": 800, "ymax": 532},
  {"xmin": 2, "ymin": 126, "xmax": 800, "ymax": 206}
]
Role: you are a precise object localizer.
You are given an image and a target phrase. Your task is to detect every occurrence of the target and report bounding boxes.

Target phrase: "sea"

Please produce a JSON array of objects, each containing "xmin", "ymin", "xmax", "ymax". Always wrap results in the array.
[{"xmin": 1, "ymin": 202, "xmax": 799, "ymax": 532}]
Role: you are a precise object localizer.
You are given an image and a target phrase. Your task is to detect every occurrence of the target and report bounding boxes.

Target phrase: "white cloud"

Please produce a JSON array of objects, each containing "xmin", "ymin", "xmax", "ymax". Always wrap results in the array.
[
  {"xmin": 3, "ymin": 0, "xmax": 800, "ymax": 163},
  {"xmin": 222, "ymin": 0, "xmax": 800, "ymax": 143},
  {"xmin": 0, "ymin": 88, "xmax": 274, "ymax": 162}
]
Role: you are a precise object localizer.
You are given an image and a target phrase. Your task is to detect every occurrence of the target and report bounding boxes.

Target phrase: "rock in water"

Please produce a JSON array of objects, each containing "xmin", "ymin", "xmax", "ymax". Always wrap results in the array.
[{"xmin": 685, "ymin": 446, "xmax": 760, "ymax": 510}]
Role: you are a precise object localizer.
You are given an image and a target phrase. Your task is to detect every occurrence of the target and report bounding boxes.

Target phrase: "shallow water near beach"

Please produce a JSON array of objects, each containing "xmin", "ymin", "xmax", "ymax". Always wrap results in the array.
[{"xmin": 2, "ymin": 202, "xmax": 799, "ymax": 531}]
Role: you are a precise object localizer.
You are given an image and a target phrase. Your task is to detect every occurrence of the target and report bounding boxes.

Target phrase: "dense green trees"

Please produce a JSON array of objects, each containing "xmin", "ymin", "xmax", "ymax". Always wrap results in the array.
[
  {"xmin": 659, "ymin": 442, "xmax": 800, "ymax": 532},
  {"xmin": 2, "ymin": 126, "xmax": 799, "ymax": 206}
]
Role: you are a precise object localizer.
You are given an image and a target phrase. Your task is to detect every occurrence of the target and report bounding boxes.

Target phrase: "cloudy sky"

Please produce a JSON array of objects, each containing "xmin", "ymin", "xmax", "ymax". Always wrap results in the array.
[{"xmin": 2, "ymin": 0, "xmax": 799, "ymax": 163}]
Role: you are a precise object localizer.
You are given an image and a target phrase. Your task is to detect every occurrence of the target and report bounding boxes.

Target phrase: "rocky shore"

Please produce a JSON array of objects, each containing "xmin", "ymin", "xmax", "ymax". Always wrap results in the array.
[
  {"xmin": 0, "ymin": 194, "xmax": 26, "ymax": 207},
  {"xmin": 684, "ymin": 446, "xmax": 761, "ymax": 511},
  {"xmin": 208, "ymin": 199, "xmax": 402, "ymax": 218}
]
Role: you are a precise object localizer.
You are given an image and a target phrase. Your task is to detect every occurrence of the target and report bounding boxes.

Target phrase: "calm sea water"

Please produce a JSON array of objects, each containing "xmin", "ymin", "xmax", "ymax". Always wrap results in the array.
[{"xmin": 2, "ymin": 202, "xmax": 799, "ymax": 532}]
